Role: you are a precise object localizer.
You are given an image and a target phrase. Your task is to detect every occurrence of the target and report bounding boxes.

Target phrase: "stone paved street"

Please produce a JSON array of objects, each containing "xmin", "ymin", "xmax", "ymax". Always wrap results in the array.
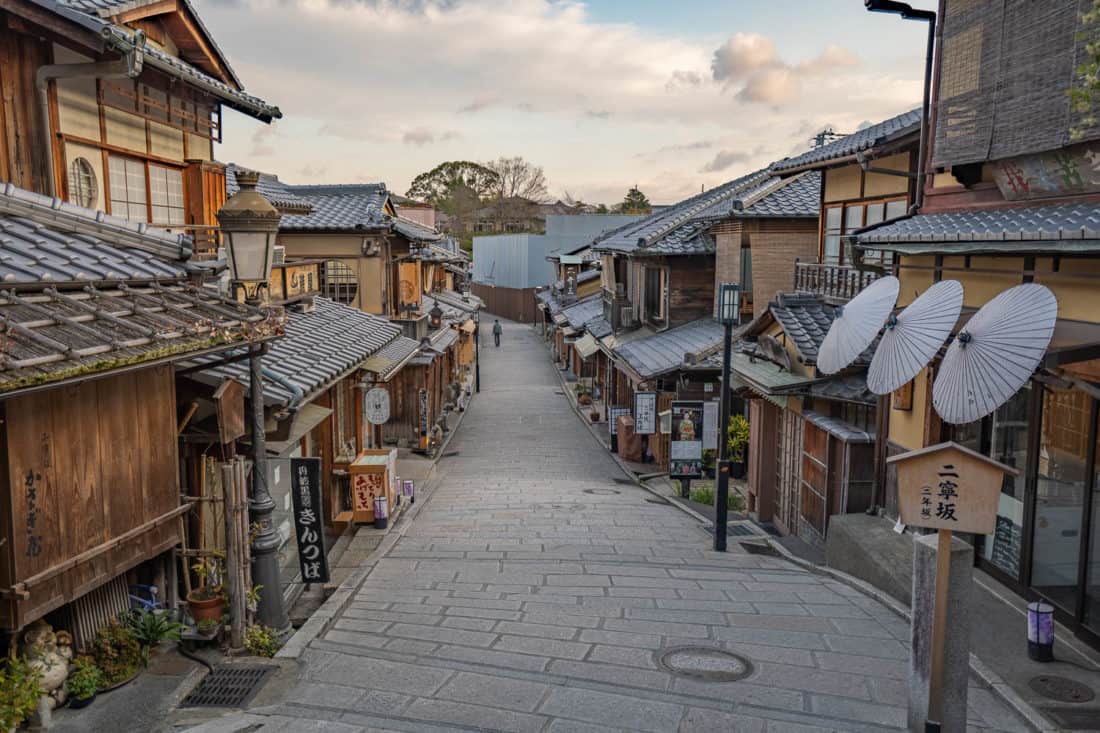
[{"xmin": 205, "ymin": 320, "xmax": 1033, "ymax": 732}]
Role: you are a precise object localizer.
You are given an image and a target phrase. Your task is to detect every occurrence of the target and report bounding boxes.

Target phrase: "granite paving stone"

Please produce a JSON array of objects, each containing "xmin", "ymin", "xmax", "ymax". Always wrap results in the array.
[{"xmin": 189, "ymin": 320, "xmax": 1034, "ymax": 733}]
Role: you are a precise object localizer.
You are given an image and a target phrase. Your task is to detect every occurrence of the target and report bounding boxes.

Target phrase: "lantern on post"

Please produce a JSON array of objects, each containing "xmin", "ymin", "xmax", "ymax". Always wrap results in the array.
[
  {"xmin": 718, "ymin": 282, "xmax": 742, "ymax": 326},
  {"xmin": 429, "ymin": 302, "xmax": 444, "ymax": 329},
  {"xmin": 216, "ymin": 169, "xmax": 289, "ymax": 635},
  {"xmin": 713, "ymin": 282, "xmax": 741, "ymax": 553},
  {"xmin": 218, "ymin": 169, "xmax": 281, "ymax": 304}
]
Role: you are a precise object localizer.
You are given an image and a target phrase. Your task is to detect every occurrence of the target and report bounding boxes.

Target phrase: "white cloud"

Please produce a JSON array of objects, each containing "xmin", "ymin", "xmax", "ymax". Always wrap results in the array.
[{"xmin": 207, "ymin": 0, "xmax": 921, "ymax": 203}]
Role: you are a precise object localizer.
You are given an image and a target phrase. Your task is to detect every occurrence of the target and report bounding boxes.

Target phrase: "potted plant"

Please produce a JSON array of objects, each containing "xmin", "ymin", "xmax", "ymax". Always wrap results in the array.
[
  {"xmin": 243, "ymin": 625, "xmax": 280, "ymax": 658},
  {"xmin": 122, "ymin": 609, "xmax": 186, "ymax": 666},
  {"xmin": 0, "ymin": 655, "xmax": 41, "ymax": 732},
  {"xmin": 195, "ymin": 619, "xmax": 219, "ymax": 638},
  {"xmin": 589, "ymin": 408, "xmax": 600, "ymax": 422},
  {"xmin": 187, "ymin": 557, "xmax": 226, "ymax": 624},
  {"xmin": 66, "ymin": 657, "xmax": 101, "ymax": 709},
  {"xmin": 727, "ymin": 414, "xmax": 750, "ymax": 479},
  {"xmin": 91, "ymin": 621, "xmax": 142, "ymax": 690}
]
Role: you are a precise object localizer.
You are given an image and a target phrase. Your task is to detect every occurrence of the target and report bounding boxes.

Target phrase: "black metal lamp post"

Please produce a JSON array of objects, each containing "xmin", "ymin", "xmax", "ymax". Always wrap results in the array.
[
  {"xmin": 714, "ymin": 283, "xmax": 742, "ymax": 553},
  {"xmin": 217, "ymin": 169, "xmax": 289, "ymax": 633}
]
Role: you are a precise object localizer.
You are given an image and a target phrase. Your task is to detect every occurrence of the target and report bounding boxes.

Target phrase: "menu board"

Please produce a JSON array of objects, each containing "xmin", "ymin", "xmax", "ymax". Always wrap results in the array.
[
  {"xmin": 609, "ymin": 406, "xmax": 632, "ymax": 436},
  {"xmin": 702, "ymin": 400, "xmax": 719, "ymax": 450},
  {"xmin": 634, "ymin": 392, "xmax": 657, "ymax": 435},
  {"xmin": 990, "ymin": 515, "xmax": 1022, "ymax": 579},
  {"xmin": 290, "ymin": 457, "xmax": 329, "ymax": 584}
]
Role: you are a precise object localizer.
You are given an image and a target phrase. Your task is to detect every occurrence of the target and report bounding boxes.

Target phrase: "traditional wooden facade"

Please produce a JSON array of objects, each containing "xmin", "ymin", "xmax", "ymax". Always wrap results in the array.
[
  {"xmin": 0, "ymin": 183, "xmax": 277, "ymax": 637},
  {"xmin": 0, "ymin": 0, "xmax": 279, "ymax": 258},
  {"xmin": 843, "ymin": 1, "xmax": 1100, "ymax": 644}
]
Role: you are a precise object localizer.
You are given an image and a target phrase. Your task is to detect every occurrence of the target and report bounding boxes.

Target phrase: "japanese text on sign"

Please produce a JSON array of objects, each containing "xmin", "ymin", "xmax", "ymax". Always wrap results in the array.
[
  {"xmin": 290, "ymin": 458, "xmax": 329, "ymax": 584},
  {"xmin": 634, "ymin": 393, "xmax": 657, "ymax": 435}
]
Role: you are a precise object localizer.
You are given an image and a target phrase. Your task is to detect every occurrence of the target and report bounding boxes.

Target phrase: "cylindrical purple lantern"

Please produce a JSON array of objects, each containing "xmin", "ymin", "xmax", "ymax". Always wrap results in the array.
[
  {"xmin": 373, "ymin": 494, "xmax": 388, "ymax": 530},
  {"xmin": 1027, "ymin": 601, "xmax": 1054, "ymax": 662},
  {"xmin": 404, "ymin": 480, "xmax": 415, "ymax": 504}
]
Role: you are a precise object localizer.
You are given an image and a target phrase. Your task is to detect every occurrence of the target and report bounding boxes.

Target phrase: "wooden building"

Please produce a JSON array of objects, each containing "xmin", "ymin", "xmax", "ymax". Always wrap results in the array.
[
  {"xmin": 844, "ymin": 1, "xmax": 1100, "ymax": 644},
  {"xmin": 0, "ymin": 0, "xmax": 279, "ymax": 257},
  {"xmin": 0, "ymin": 183, "xmax": 278, "ymax": 641}
]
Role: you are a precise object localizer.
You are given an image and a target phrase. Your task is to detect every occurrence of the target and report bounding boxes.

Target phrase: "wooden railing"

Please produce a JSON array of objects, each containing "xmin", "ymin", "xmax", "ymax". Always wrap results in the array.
[{"xmin": 793, "ymin": 261, "xmax": 879, "ymax": 302}]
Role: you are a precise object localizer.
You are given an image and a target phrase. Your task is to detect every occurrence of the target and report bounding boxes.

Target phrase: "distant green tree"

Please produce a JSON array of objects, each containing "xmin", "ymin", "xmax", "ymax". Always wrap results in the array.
[
  {"xmin": 621, "ymin": 186, "xmax": 651, "ymax": 214},
  {"xmin": 406, "ymin": 161, "xmax": 500, "ymax": 206},
  {"xmin": 595, "ymin": 203, "xmax": 609, "ymax": 214}
]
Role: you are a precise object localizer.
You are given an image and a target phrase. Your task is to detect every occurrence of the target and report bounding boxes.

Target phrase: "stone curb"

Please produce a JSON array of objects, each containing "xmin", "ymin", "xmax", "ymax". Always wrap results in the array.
[{"xmin": 762, "ymin": 537, "xmax": 1056, "ymax": 733}]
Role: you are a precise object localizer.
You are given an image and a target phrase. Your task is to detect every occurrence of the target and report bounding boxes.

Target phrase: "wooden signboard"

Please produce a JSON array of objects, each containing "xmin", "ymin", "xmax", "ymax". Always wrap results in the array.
[
  {"xmin": 634, "ymin": 392, "xmax": 657, "ymax": 435},
  {"xmin": 889, "ymin": 441, "xmax": 1017, "ymax": 536},
  {"xmin": 290, "ymin": 457, "xmax": 329, "ymax": 584},
  {"xmin": 212, "ymin": 378, "xmax": 246, "ymax": 444},
  {"xmin": 888, "ymin": 441, "xmax": 1015, "ymax": 727},
  {"xmin": 349, "ymin": 449, "xmax": 398, "ymax": 523}
]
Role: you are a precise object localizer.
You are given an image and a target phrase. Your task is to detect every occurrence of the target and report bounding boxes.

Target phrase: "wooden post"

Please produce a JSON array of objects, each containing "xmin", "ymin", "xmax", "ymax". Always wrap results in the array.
[
  {"xmin": 222, "ymin": 463, "xmax": 244, "ymax": 648},
  {"xmin": 927, "ymin": 529, "xmax": 952, "ymax": 728}
]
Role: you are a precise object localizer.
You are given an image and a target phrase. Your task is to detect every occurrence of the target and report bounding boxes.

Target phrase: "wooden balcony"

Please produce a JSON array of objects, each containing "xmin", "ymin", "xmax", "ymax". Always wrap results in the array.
[
  {"xmin": 793, "ymin": 261, "xmax": 880, "ymax": 303},
  {"xmin": 183, "ymin": 225, "xmax": 221, "ymax": 261}
]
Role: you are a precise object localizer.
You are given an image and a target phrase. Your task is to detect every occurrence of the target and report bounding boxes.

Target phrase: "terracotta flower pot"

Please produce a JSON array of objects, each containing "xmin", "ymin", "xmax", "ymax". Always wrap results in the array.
[{"xmin": 187, "ymin": 593, "xmax": 225, "ymax": 623}]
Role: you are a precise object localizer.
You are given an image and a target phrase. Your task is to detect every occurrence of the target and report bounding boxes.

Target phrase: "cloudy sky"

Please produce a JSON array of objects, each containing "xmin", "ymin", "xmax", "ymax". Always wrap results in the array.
[{"xmin": 206, "ymin": 0, "xmax": 934, "ymax": 205}]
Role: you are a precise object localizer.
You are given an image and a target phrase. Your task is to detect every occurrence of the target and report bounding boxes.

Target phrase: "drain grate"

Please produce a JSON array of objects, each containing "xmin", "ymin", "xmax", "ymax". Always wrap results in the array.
[
  {"xmin": 739, "ymin": 540, "xmax": 780, "ymax": 556},
  {"xmin": 1029, "ymin": 675, "xmax": 1096, "ymax": 704},
  {"xmin": 583, "ymin": 488, "xmax": 621, "ymax": 495},
  {"xmin": 181, "ymin": 665, "xmax": 274, "ymax": 708},
  {"xmin": 1042, "ymin": 707, "xmax": 1100, "ymax": 729},
  {"xmin": 656, "ymin": 646, "xmax": 753, "ymax": 682}
]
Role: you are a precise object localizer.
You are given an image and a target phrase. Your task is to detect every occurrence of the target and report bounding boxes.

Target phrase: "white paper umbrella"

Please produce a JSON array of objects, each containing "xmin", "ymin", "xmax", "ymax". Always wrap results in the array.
[
  {"xmin": 933, "ymin": 283, "xmax": 1058, "ymax": 425},
  {"xmin": 867, "ymin": 280, "xmax": 964, "ymax": 395},
  {"xmin": 817, "ymin": 275, "xmax": 900, "ymax": 375}
]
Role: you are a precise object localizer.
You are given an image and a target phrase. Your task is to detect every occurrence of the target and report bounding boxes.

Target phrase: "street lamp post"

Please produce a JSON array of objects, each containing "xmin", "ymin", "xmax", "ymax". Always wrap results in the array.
[
  {"xmin": 715, "ymin": 283, "xmax": 742, "ymax": 553},
  {"xmin": 475, "ymin": 311, "xmax": 481, "ymax": 393},
  {"xmin": 217, "ymin": 169, "xmax": 289, "ymax": 633}
]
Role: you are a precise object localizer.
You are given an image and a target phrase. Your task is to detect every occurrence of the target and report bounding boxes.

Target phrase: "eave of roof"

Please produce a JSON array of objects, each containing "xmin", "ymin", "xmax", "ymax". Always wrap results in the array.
[{"xmin": 770, "ymin": 107, "xmax": 921, "ymax": 175}]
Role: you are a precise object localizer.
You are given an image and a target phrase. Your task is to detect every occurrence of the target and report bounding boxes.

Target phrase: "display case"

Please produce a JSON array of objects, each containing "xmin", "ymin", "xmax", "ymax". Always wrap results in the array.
[{"xmin": 349, "ymin": 449, "xmax": 397, "ymax": 523}]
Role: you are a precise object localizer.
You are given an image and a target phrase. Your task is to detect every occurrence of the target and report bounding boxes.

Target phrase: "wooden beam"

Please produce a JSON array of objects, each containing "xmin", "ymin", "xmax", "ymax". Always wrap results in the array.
[{"xmin": 113, "ymin": 0, "xmax": 178, "ymax": 23}]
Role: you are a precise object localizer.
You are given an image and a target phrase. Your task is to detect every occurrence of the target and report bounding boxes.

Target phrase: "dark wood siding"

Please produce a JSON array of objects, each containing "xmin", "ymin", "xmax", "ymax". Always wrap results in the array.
[
  {"xmin": 0, "ymin": 25, "xmax": 52, "ymax": 193},
  {"xmin": 667, "ymin": 256, "xmax": 715, "ymax": 326}
]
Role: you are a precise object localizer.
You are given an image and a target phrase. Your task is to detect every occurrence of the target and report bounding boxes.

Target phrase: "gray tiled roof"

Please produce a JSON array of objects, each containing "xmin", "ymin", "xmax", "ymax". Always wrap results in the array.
[
  {"xmin": 850, "ymin": 202, "xmax": 1100, "ymax": 254},
  {"xmin": 560, "ymin": 294, "xmax": 603, "ymax": 330},
  {"xmin": 762, "ymin": 291, "xmax": 875, "ymax": 366},
  {"xmin": 592, "ymin": 168, "xmax": 772, "ymax": 256},
  {"xmin": 282, "ymin": 184, "xmax": 441, "ymax": 241},
  {"xmin": 576, "ymin": 269, "xmax": 601, "ymax": 284},
  {"xmin": 431, "ymin": 289, "xmax": 482, "ymax": 316},
  {"xmin": 0, "ymin": 182, "xmax": 192, "ymax": 281},
  {"xmin": 693, "ymin": 171, "xmax": 821, "ymax": 221},
  {"xmin": 190, "ymin": 298, "xmax": 401, "ymax": 406},
  {"xmin": 585, "ymin": 316, "xmax": 612, "ymax": 340},
  {"xmin": 101, "ymin": 25, "xmax": 278, "ymax": 121},
  {"xmin": 771, "ymin": 108, "xmax": 921, "ymax": 174},
  {"xmin": 807, "ymin": 375, "xmax": 876, "ymax": 406},
  {"xmin": 362, "ymin": 335, "xmax": 421, "ymax": 380},
  {"xmin": 59, "ymin": 0, "xmax": 243, "ymax": 88},
  {"xmin": 615, "ymin": 318, "xmax": 725, "ymax": 379},
  {"xmin": 226, "ymin": 165, "xmax": 312, "ymax": 215}
]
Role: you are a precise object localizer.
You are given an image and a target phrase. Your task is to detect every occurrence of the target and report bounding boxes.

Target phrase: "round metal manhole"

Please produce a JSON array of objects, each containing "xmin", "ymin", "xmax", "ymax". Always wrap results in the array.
[
  {"xmin": 582, "ymin": 488, "xmax": 621, "ymax": 495},
  {"xmin": 656, "ymin": 646, "xmax": 753, "ymax": 682},
  {"xmin": 1028, "ymin": 675, "xmax": 1095, "ymax": 704}
]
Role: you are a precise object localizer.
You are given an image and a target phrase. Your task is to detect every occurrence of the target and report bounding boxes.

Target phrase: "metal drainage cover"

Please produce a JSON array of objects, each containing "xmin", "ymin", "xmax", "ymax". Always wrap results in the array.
[
  {"xmin": 704, "ymin": 524, "xmax": 757, "ymax": 537},
  {"xmin": 583, "ymin": 488, "xmax": 621, "ymax": 495},
  {"xmin": 182, "ymin": 665, "xmax": 274, "ymax": 708},
  {"xmin": 656, "ymin": 646, "xmax": 753, "ymax": 682},
  {"xmin": 1029, "ymin": 675, "xmax": 1096, "ymax": 704}
]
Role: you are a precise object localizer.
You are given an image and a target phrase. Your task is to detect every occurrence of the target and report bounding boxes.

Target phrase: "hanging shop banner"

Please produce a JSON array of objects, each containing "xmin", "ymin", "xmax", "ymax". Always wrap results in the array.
[
  {"xmin": 365, "ymin": 387, "xmax": 391, "ymax": 425},
  {"xmin": 608, "ymin": 406, "xmax": 632, "ymax": 436},
  {"xmin": 634, "ymin": 392, "xmax": 657, "ymax": 435},
  {"xmin": 290, "ymin": 457, "xmax": 329, "ymax": 584},
  {"xmin": 670, "ymin": 401, "xmax": 704, "ymax": 478},
  {"xmin": 419, "ymin": 388, "xmax": 430, "ymax": 436},
  {"xmin": 702, "ymin": 400, "xmax": 719, "ymax": 451}
]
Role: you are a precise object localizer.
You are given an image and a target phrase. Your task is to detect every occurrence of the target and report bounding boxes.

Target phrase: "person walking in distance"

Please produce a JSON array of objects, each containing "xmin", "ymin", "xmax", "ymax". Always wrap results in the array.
[{"xmin": 492, "ymin": 319, "xmax": 503, "ymax": 347}]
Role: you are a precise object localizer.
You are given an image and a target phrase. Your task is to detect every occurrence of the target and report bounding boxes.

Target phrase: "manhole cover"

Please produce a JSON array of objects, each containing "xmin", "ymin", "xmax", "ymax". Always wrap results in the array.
[
  {"xmin": 182, "ymin": 665, "xmax": 274, "ymax": 708},
  {"xmin": 645, "ymin": 497, "xmax": 671, "ymax": 505},
  {"xmin": 1029, "ymin": 675, "xmax": 1096, "ymax": 703},
  {"xmin": 583, "ymin": 488, "xmax": 621, "ymax": 495},
  {"xmin": 656, "ymin": 647, "xmax": 753, "ymax": 682},
  {"xmin": 1042, "ymin": 707, "xmax": 1100, "ymax": 729}
]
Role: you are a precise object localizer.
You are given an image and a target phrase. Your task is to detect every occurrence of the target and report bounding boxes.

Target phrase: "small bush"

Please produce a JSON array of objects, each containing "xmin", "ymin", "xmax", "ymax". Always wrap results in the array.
[
  {"xmin": 67, "ymin": 656, "xmax": 101, "ymax": 700},
  {"xmin": 690, "ymin": 486, "xmax": 745, "ymax": 511},
  {"xmin": 92, "ymin": 620, "xmax": 142, "ymax": 688},
  {"xmin": 243, "ymin": 625, "xmax": 280, "ymax": 658},
  {"xmin": 0, "ymin": 655, "xmax": 42, "ymax": 730}
]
